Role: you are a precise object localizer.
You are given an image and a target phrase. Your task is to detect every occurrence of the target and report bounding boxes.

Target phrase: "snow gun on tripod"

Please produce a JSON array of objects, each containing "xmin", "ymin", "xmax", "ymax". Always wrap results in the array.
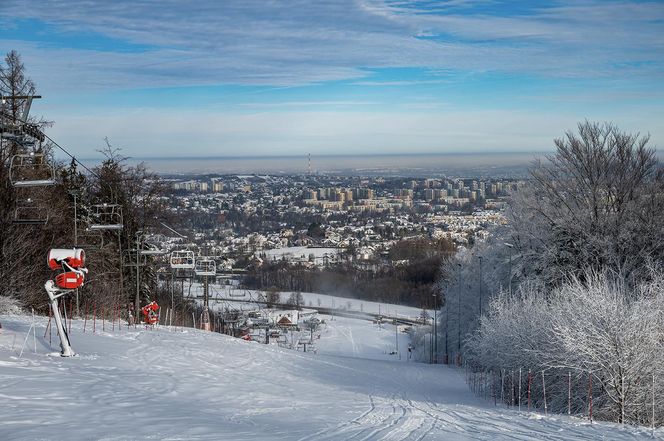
[{"xmin": 45, "ymin": 248, "xmax": 87, "ymax": 357}]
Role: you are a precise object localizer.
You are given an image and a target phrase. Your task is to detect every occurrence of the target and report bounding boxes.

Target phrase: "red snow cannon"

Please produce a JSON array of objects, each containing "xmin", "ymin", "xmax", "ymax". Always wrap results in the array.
[
  {"xmin": 55, "ymin": 271, "xmax": 85, "ymax": 290},
  {"xmin": 48, "ymin": 248, "xmax": 85, "ymax": 271},
  {"xmin": 141, "ymin": 301, "xmax": 160, "ymax": 325}
]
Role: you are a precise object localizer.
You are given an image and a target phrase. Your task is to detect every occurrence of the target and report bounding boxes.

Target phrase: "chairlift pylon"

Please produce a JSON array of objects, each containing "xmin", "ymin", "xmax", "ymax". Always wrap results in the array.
[
  {"xmin": 9, "ymin": 153, "xmax": 56, "ymax": 187},
  {"xmin": 88, "ymin": 204, "xmax": 123, "ymax": 230}
]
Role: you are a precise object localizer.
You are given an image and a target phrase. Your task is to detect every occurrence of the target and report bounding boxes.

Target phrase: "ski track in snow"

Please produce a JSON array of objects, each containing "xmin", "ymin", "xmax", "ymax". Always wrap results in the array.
[{"xmin": 0, "ymin": 314, "xmax": 661, "ymax": 440}]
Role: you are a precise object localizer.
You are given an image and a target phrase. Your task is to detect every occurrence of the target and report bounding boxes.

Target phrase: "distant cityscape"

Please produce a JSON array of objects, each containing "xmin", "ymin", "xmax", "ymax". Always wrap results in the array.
[{"xmin": 162, "ymin": 173, "xmax": 519, "ymax": 268}]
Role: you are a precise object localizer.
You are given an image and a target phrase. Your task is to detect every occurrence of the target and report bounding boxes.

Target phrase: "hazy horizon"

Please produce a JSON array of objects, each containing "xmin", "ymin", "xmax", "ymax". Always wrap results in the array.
[{"xmin": 74, "ymin": 151, "xmax": 542, "ymax": 177}]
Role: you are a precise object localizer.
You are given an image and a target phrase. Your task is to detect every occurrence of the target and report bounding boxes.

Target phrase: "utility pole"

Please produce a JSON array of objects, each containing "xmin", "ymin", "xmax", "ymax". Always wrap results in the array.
[
  {"xmin": 429, "ymin": 300, "xmax": 434, "ymax": 364},
  {"xmin": 71, "ymin": 192, "xmax": 78, "ymax": 247},
  {"xmin": 202, "ymin": 272, "xmax": 210, "ymax": 331},
  {"xmin": 433, "ymin": 293, "xmax": 438, "ymax": 364},
  {"xmin": 69, "ymin": 190, "xmax": 80, "ymax": 316},
  {"xmin": 199, "ymin": 247, "xmax": 212, "ymax": 331},
  {"xmin": 444, "ymin": 290, "xmax": 449, "ymax": 364},
  {"xmin": 457, "ymin": 263, "xmax": 462, "ymax": 363},
  {"xmin": 170, "ymin": 272, "xmax": 174, "ymax": 327},
  {"xmin": 478, "ymin": 255, "xmax": 483, "ymax": 316},
  {"xmin": 504, "ymin": 243, "xmax": 514, "ymax": 295},
  {"xmin": 135, "ymin": 233, "xmax": 142, "ymax": 322},
  {"xmin": 393, "ymin": 318, "xmax": 399, "ymax": 358}
]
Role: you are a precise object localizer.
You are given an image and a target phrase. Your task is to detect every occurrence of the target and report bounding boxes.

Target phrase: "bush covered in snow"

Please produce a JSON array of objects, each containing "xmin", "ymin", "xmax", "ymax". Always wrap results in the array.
[
  {"xmin": 0, "ymin": 295, "xmax": 23, "ymax": 315},
  {"xmin": 466, "ymin": 271, "xmax": 664, "ymax": 426}
]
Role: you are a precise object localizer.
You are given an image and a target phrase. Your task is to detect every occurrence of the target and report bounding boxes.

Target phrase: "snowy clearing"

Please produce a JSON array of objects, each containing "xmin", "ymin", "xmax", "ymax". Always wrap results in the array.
[{"xmin": 0, "ymin": 314, "xmax": 659, "ymax": 440}]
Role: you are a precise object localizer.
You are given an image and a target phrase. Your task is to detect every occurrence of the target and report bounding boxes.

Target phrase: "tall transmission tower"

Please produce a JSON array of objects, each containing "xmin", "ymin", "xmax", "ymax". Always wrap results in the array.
[{"xmin": 308, "ymin": 153, "xmax": 311, "ymax": 176}]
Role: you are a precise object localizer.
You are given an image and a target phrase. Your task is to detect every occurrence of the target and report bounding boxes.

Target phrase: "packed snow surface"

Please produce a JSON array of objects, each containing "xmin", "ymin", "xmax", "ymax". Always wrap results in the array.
[{"xmin": 0, "ymin": 314, "xmax": 659, "ymax": 440}]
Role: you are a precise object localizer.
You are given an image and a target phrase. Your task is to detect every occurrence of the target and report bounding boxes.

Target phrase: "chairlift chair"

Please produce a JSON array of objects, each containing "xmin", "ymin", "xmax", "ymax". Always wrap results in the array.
[
  {"xmin": 88, "ymin": 204, "xmax": 123, "ymax": 230},
  {"xmin": 13, "ymin": 205, "xmax": 48, "ymax": 225},
  {"xmin": 194, "ymin": 258, "xmax": 216, "ymax": 276},
  {"xmin": 9, "ymin": 153, "xmax": 56, "ymax": 187},
  {"xmin": 170, "ymin": 250, "xmax": 195, "ymax": 269},
  {"xmin": 76, "ymin": 230, "xmax": 105, "ymax": 250},
  {"xmin": 140, "ymin": 248, "xmax": 166, "ymax": 256}
]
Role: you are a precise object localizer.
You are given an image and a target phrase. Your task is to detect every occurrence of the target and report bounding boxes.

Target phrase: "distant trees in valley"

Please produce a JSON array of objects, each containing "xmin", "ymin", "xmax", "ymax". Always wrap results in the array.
[{"xmin": 245, "ymin": 237, "xmax": 455, "ymax": 308}]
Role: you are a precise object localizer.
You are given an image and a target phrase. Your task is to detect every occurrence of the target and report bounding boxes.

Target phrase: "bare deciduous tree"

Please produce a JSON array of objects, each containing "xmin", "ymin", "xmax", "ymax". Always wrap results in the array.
[{"xmin": 508, "ymin": 121, "xmax": 663, "ymax": 287}]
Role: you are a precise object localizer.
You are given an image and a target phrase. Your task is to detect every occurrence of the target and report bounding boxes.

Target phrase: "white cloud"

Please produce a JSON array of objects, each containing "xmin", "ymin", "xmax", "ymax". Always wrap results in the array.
[
  {"xmin": 3, "ymin": 0, "xmax": 662, "ymax": 157},
  {"xmin": 1, "ymin": 0, "xmax": 662, "ymax": 91}
]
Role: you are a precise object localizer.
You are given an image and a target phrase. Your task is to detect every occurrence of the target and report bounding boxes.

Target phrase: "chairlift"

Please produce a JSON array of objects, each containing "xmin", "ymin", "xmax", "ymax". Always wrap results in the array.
[
  {"xmin": 13, "ymin": 205, "xmax": 48, "ymax": 225},
  {"xmin": 9, "ymin": 153, "xmax": 56, "ymax": 187},
  {"xmin": 88, "ymin": 204, "xmax": 123, "ymax": 230},
  {"xmin": 170, "ymin": 250, "xmax": 195, "ymax": 269},
  {"xmin": 77, "ymin": 230, "xmax": 105, "ymax": 250},
  {"xmin": 140, "ymin": 248, "xmax": 166, "ymax": 256},
  {"xmin": 194, "ymin": 258, "xmax": 216, "ymax": 276}
]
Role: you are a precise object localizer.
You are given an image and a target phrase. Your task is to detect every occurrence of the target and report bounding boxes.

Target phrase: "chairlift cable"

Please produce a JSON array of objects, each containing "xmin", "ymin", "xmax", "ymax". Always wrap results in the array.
[{"xmin": 1, "ymin": 110, "xmax": 98, "ymax": 178}]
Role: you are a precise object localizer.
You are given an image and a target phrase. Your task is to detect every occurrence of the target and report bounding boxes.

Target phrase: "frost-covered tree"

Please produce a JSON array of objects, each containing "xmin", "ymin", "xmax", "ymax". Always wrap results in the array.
[
  {"xmin": 435, "ymin": 121, "xmax": 663, "ymax": 376},
  {"xmin": 508, "ymin": 121, "xmax": 663, "ymax": 287},
  {"xmin": 467, "ymin": 270, "xmax": 664, "ymax": 425},
  {"xmin": 0, "ymin": 50, "xmax": 35, "ymax": 123},
  {"xmin": 436, "ymin": 229, "xmax": 516, "ymax": 363},
  {"xmin": 266, "ymin": 287, "xmax": 281, "ymax": 308},
  {"xmin": 286, "ymin": 291, "xmax": 304, "ymax": 309}
]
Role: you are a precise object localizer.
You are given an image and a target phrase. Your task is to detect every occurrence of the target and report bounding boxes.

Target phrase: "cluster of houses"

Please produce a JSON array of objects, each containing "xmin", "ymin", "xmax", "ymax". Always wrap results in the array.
[{"xmin": 154, "ymin": 174, "xmax": 513, "ymax": 270}]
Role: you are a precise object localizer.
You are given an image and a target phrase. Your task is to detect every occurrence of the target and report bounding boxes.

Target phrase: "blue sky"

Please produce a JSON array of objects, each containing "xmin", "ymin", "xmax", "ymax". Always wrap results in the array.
[{"xmin": 1, "ymin": 0, "xmax": 663, "ymax": 158}]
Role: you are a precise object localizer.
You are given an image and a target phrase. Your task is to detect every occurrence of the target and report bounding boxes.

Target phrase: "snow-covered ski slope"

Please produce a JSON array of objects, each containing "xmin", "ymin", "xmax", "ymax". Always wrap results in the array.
[{"xmin": 0, "ymin": 314, "xmax": 658, "ymax": 440}]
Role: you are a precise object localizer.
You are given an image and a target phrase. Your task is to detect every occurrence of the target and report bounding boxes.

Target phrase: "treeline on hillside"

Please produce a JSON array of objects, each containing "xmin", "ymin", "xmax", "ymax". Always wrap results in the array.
[
  {"xmin": 431, "ymin": 121, "xmax": 664, "ymax": 426},
  {"xmin": 0, "ymin": 51, "xmax": 193, "ymax": 321},
  {"xmin": 244, "ymin": 238, "xmax": 455, "ymax": 308}
]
